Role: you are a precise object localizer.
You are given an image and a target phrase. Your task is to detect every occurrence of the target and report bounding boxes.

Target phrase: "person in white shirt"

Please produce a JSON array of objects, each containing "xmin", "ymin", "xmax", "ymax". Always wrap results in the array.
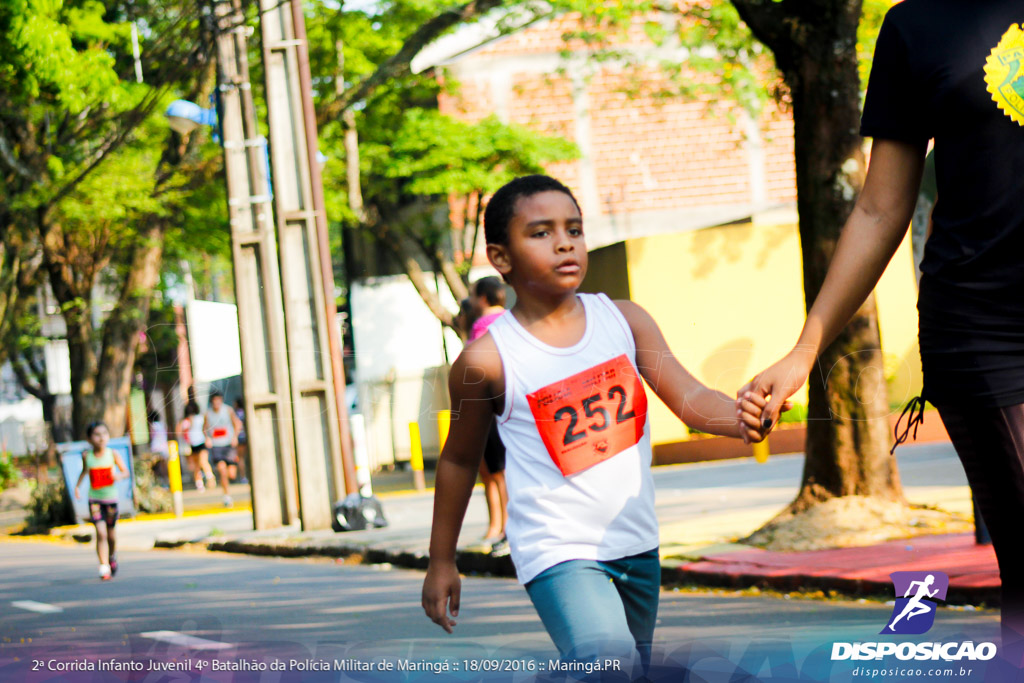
[
  {"xmin": 422, "ymin": 175, "xmax": 772, "ymax": 675},
  {"xmin": 204, "ymin": 391, "xmax": 243, "ymax": 507}
]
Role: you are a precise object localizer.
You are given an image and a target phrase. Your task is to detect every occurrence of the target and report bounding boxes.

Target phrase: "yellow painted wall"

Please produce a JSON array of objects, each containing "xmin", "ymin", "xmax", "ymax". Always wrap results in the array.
[
  {"xmin": 579, "ymin": 242, "xmax": 631, "ymax": 300},
  {"xmin": 620, "ymin": 219, "xmax": 922, "ymax": 446}
]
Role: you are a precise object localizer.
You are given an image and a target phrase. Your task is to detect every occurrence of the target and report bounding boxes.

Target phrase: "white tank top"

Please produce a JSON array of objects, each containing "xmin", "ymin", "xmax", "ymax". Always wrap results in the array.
[
  {"xmin": 205, "ymin": 405, "xmax": 235, "ymax": 447},
  {"xmin": 184, "ymin": 416, "xmax": 205, "ymax": 446},
  {"xmin": 487, "ymin": 293, "xmax": 659, "ymax": 584}
]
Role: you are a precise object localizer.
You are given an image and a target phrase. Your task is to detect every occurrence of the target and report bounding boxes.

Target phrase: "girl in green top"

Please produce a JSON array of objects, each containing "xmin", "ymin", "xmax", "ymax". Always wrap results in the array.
[{"xmin": 74, "ymin": 422, "xmax": 128, "ymax": 580}]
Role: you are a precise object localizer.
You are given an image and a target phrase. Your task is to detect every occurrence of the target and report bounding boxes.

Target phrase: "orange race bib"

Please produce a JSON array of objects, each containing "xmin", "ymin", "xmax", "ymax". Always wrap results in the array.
[
  {"xmin": 89, "ymin": 467, "xmax": 115, "ymax": 489},
  {"xmin": 527, "ymin": 354, "xmax": 647, "ymax": 477}
]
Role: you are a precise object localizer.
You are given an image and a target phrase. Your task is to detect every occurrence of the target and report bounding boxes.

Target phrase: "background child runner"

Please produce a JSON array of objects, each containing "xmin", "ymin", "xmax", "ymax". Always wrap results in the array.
[
  {"xmin": 204, "ymin": 391, "xmax": 243, "ymax": 507},
  {"xmin": 74, "ymin": 421, "xmax": 128, "ymax": 580},
  {"xmin": 468, "ymin": 275, "xmax": 509, "ymax": 557},
  {"xmin": 178, "ymin": 401, "xmax": 215, "ymax": 491}
]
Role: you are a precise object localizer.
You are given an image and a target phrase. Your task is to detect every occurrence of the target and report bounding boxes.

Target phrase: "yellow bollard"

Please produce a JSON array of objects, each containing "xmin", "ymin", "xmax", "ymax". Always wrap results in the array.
[
  {"xmin": 753, "ymin": 438, "xmax": 770, "ymax": 464},
  {"xmin": 168, "ymin": 440, "xmax": 184, "ymax": 517},
  {"xmin": 437, "ymin": 409, "xmax": 451, "ymax": 450},
  {"xmin": 408, "ymin": 422, "xmax": 426, "ymax": 491}
]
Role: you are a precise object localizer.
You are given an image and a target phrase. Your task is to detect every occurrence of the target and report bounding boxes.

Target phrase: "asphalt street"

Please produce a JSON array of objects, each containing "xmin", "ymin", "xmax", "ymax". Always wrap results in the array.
[{"xmin": 1, "ymin": 537, "xmax": 1000, "ymax": 682}]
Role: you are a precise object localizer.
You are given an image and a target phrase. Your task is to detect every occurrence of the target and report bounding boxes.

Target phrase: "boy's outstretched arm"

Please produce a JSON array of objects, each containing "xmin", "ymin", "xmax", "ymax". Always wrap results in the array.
[
  {"xmin": 616, "ymin": 301, "xmax": 764, "ymax": 443},
  {"xmin": 422, "ymin": 339, "xmax": 502, "ymax": 634}
]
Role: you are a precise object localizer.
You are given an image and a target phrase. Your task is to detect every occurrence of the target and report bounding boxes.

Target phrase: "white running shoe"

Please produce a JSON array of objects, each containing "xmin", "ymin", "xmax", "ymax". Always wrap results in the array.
[
  {"xmin": 99, "ymin": 564, "xmax": 111, "ymax": 580},
  {"xmin": 223, "ymin": 495, "xmax": 233, "ymax": 508}
]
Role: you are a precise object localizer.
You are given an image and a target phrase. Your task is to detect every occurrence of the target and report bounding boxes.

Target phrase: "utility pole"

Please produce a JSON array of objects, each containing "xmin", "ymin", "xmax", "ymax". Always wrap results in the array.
[
  {"xmin": 259, "ymin": 0, "xmax": 360, "ymax": 528},
  {"xmin": 212, "ymin": 0, "xmax": 299, "ymax": 529}
]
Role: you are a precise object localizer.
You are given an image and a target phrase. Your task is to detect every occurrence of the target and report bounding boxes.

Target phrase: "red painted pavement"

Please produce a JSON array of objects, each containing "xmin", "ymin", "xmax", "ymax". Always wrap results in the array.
[{"xmin": 669, "ymin": 533, "xmax": 1000, "ymax": 605}]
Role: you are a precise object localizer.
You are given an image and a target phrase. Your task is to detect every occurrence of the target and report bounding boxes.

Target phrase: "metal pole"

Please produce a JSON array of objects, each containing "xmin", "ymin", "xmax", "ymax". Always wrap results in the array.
[{"xmin": 212, "ymin": 0, "xmax": 299, "ymax": 529}]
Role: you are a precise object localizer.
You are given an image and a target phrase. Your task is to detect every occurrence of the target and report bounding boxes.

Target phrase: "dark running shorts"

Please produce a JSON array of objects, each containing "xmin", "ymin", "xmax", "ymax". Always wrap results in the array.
[
  {"xmin": 209, "ymin": 446, "xmax": 238, "ymax": 466},
  {"xmin": 483, "ymin": 421, "xmax": 505, "ymax": 474},
  {"xmin": 88, "ymin": 500, "xmax": 119, "ymax": 527}
]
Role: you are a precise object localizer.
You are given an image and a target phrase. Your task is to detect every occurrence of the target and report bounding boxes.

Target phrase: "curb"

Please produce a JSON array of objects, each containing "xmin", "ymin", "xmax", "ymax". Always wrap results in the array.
[{"xmin": 202, "ymin": 538, "xmax": 517, "ymax": 577}]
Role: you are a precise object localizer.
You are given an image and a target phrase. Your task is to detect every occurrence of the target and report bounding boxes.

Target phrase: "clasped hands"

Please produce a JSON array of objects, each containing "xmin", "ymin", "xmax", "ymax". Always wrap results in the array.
[{"xmin": 735, "ymin": 347, "xmax": 816, "ymax": 445}]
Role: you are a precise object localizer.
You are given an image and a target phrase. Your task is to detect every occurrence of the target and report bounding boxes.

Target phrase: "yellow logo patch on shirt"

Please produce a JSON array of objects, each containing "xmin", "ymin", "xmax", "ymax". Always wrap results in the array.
[{"xmin": 985, "ymin": 23, "xmax": 1024, "ymax": 126}]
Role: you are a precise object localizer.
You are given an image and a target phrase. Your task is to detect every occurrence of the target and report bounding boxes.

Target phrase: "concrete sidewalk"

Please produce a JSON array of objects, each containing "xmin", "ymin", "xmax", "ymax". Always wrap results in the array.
[
  {"xmin": 201, "ymin": 444, "xmax": 999, "ymax": 608},
  {"xmin": 35, "ymin": 443, "xmax": 1002, "ymax": 608}
]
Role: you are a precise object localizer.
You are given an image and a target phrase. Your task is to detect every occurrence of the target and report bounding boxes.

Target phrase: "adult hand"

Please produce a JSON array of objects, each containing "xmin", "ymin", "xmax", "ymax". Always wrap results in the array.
[
  {"xmin": 422, "ymin": 561, "xmax": 461, "ymax": 634},
  {"xmin": 735, "ymin": 394, "xmax": 767, "ymax": 444},
  {"xmin": 740, "ymin": 346, "xmax": 817, "ymax": 435},
  {"xmin": 737, "ymin": 392, "xmax": 795, "ymax": 443}
]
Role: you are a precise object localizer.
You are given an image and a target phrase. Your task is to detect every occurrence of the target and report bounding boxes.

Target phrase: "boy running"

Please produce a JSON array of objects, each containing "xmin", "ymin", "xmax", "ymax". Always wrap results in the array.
[
  {"xmin": 422, "ymin": 175, "xmax": 766, "ymax": 673},
  {"xmin": 204, "ymin": 391, "xmax": 243, "ymax": 507}
]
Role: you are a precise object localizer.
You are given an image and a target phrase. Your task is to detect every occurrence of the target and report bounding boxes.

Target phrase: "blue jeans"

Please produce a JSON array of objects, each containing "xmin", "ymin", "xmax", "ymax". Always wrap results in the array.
[{"xmin": 525, "ymin": 549, "xmax": 660, "ymax": 677}]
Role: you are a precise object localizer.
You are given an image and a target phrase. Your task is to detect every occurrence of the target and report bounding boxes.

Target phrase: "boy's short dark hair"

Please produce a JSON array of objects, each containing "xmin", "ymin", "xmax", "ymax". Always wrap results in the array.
[
  {"xmin": 484, "ymin": 175, "xmax": 581, "ymax": 246},
  {"xmin": 473, "ymin": 276, "xmax": 506, "ymax": 307},
  {"xmin": 210, "ymin": 391, "xmax": 223, "ymax": 400},
  {"xmin": 86, "ymin": 421, "xmax": 107, "ymax": 438}
]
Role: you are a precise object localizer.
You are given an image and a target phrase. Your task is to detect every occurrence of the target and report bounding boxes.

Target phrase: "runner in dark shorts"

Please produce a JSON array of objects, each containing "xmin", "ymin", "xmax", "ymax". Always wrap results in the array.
[
  {"xmin": 208, "ymin": 445, "xmax": 238, "ymax": 466},
  {"xmin": 205, "ymin": 391, "xmax": 243, "ymax": 507},
  {"xmin": 482, "ymin": 422, "xmax": 505, "ymax": 477},
  {"xmin": 88, "ymin": 500, "xmax": 119, "ymax": 528}
]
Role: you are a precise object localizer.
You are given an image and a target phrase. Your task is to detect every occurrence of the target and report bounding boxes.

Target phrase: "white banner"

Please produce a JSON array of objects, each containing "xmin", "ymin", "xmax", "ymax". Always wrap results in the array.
[{"xmin": 186, "ymin": 300, "xmax": 242, "ymax": 382}]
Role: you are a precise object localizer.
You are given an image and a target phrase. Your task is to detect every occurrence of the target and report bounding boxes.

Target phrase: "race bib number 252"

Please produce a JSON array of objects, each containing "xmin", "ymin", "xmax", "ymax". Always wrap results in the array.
[{"xmin": 526, "ymin": 354, "xmax": 647, "ymax": 476}]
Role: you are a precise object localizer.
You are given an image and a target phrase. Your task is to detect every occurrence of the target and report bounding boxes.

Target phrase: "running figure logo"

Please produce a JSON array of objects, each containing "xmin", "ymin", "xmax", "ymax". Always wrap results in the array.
[{"xmin": 881, "ymin": 571, "xmax": 949, "ymax": 635}]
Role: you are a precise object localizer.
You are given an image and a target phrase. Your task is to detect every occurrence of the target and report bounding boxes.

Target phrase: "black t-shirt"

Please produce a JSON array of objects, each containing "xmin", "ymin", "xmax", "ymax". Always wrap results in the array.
[{"xmin": 861, "ymin": 1, "xmax": 1024, "ymax": 407}]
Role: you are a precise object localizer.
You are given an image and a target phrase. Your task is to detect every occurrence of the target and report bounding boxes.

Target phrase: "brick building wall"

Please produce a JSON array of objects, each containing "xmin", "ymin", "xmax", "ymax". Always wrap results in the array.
[{"xmin": 434, "ymin": 13, "xmax": 797, "ymax": 246}]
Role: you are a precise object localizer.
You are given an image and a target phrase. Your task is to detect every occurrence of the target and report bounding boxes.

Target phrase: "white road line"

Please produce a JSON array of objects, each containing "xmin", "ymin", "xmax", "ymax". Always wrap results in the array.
[
  {"xmin": 12, "ymin": 600, "xmax": 63, "ymax": 614},
  {"xmin": 140, "ymin": 631, "xmax": 233, "ymax": 650}
]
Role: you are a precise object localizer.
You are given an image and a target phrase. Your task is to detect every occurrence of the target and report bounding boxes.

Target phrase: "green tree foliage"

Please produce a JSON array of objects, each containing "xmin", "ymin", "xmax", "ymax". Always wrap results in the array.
[
  {"xmin": 0, "ymin": 0, "xmax": 220, "ymax": 437},
  {"xmin": 385, "ymin": 111, "xmax": 579, "ymax": 199},
  {"xmin": 294, "ymin": 0, "xmax": 578, "ymax": 332}
]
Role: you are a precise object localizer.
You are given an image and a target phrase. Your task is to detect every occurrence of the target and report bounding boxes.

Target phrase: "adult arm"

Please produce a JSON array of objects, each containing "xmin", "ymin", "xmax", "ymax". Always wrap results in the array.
[
  {"xmin": 744, "ymin": 138, "xmax": 927, "ymax": 428},
  {"xmin": 422, "ymin": 337, "xmax": 502, "ymax": 633},
  {"xmin": 616, "ymin": 301, "xmax": 764, "ymax": 443}
]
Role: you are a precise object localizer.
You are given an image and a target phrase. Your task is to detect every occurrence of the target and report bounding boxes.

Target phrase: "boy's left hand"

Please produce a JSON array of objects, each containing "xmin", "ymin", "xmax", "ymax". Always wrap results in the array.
[{"xmin": 422, "ymin": 562, "xmax": 461, "ymax": 634}]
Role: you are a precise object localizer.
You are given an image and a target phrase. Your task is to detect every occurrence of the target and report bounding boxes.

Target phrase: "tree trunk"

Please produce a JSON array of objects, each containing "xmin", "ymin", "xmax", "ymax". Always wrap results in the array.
[
  {"xmin": 734, "ymin": 0, "xmax": 903, "ymax": 511},
  {"xmin": 40, "ymin": 211, "xmax": 166, "ymax": 439},
  {"xmin": 379, "ymin": 226, "xmax": 457, "ymax": 329},
  {"xmin": 40, "ymin": 215, "xmax": 102, "ymax": 438},
  {"xmin": 94, "ymin": 221, "xmax": 166, "ymax": 437}
]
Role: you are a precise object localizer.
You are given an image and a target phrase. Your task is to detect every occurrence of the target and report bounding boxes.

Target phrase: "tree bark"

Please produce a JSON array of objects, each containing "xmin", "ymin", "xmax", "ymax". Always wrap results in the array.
[
  {"xmin": 39, "ymin": 209, "xmax": 166, "ymax": 438},
  {"xmin": 381, "ymin": 227, "xmax": 458, "ymax": 329},
  {"xmin": 39, "ymin": 213, "xmax": 102, "ymax": 438},
  {"xmin": 93, "ymin": 220, "xmax": 166, "ymax": 437},
  {"xmin": 733, "ymin": 0, "xmax": 903, "ymax": 510}
]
